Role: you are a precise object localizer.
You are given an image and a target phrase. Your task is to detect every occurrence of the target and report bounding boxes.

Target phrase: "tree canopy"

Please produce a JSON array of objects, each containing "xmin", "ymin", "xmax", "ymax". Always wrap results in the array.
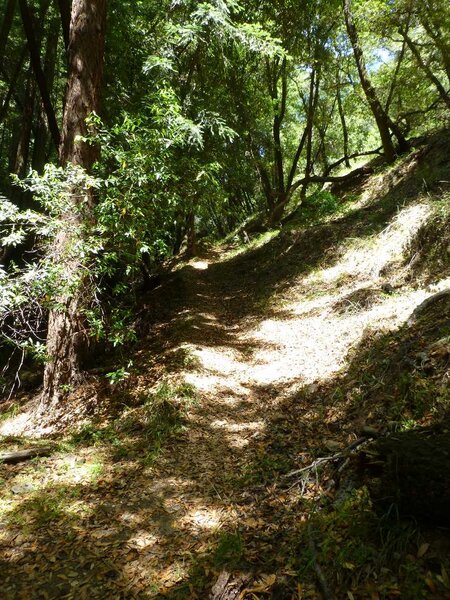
[{"xmin": 0, "ymin": 0, "xmax": 448, "ymax": 403}]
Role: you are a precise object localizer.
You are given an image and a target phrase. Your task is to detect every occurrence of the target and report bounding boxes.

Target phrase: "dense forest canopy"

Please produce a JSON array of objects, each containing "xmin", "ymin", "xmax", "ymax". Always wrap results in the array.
[{"xmin": 0, "ymin": 0, "xmax": 448, "ymax": 405}]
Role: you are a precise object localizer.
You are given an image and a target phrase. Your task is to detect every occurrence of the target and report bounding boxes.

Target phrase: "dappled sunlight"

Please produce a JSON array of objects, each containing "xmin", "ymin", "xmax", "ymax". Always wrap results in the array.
[
  {"xmin": 305, "ymin": 203, "xmax": 431, "ymax": 284},
  {"xmin": 190, "ymin": 346, "xmax": 247, "ymax": 377},
  {"xmin": 2, "ymin": 138, "xmax": 449, "ymax": 598},
  {"xmin": 179, "ymin": 506, "xmax": 224, "ymax": 532},
  {"xmin": 190, "ymin": 260, "xmax": 209, "ymax": 271},
  {"xmin": 0, "ymin": 412, "xmax": 37, "ymax": 437},
  {"xmin": 209, "ymin": 418, "xmax": 265, "ymax": 448},
  {"xmin": 171, "ymin": 204, "xmax": 444, "ymax": 431}
]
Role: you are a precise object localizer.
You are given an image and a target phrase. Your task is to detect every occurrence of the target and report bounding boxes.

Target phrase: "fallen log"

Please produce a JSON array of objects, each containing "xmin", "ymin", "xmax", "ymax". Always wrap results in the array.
[{"xmin": 0, "ymin": 447, "xmax": 52, "ymax": 464}]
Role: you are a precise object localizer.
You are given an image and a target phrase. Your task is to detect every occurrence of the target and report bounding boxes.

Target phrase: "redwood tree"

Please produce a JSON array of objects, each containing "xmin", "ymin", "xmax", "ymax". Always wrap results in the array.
[{"xmin": 41, "ymin": 0, "xmax": 106, "ymax": 408}]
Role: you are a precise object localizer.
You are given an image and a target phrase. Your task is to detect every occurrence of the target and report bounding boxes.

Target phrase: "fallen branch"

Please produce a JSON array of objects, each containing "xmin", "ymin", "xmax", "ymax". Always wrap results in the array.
[
  {"xmin": 283, "ymin": 454, "xmax": 340, "ymax": 479},
  {"xmin": 271, "ymin": 165, "xmax": 376, "ymax": 222},
  {"xmin": 323, "ymin": 146, "xmax": 383, "ymax": 176},
  {"xmin": 283, "ymin": 437, "xmax": 368, "ymax": 480},
  {"xmin": 0, "ymin": 447, "xmax": 52, "ymax": 464},
  {"xmin": 209, "ymin": 571, "xmax": 250, "ymax": 600},
  {"xmin": 289, "ymin": 166, "xmax": 374, "ymax": 197}
]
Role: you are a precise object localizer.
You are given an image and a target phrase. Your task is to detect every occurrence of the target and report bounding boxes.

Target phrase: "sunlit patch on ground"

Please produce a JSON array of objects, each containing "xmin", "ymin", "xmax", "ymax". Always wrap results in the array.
[
  {"xmin": 190, "ymin": 260, "xmax": 209, "ymax": 270},
  {"xmin": 179, "ymin": 506, "xmax": 224, "ymax": 531},
  {"xmin": 305, "ymin": 203, "xmax": 431, "ymax": 284},
  {"xmin": 0, "ymin": 413, "xmax": 35, "ymax": 437},
  {"xmin": 1, "ymin": 152, "xmax": 449, "ymax": 598}
]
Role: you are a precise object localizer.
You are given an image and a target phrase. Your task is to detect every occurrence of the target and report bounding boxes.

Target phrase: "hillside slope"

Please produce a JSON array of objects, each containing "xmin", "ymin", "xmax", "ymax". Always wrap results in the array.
[{"xmin": 0, "ymin": 130, "xmax": 449, "ymax": 599}]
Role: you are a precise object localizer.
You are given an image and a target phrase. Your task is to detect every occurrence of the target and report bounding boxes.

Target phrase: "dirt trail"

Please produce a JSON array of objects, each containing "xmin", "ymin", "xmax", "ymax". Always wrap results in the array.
[{"xmin": 1, "ymin": 137, "xmax": 449, "ymax": 598}]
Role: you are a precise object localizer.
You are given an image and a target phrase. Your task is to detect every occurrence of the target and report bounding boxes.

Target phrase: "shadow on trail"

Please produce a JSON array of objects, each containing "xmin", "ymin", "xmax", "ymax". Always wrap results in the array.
[
  {"xmin": 158, "ymin": 284, "xmax": 450, "ymax": 598},
  {"xmin": 2, "ymin": 246, "xmax": 448, "ymax": 599},
  {"xmin": 1, "ymin": 132, "xmax": 449, "ymax": 598},
  {"xmin": 144, "ymin": 130, "xmax": 449, "ymax": 341}
]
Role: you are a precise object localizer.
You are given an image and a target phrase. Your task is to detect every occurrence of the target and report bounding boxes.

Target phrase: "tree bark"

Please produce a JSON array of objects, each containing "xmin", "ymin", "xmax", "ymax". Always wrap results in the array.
[
  {"xmin": 56, "ymin": 0, "xmax": 71, "ymax": 52},
  {"xmin": 0, "ymin": 45, "xmax": 27, "ymax": 125},
  {"xmin": 12, "ymin": 65, "xmax": 35, "ymax": 179},
  {"xmin": 0, "ymin": 447, "xmax": 52, "ymax": 464},
  {"xmin": 343, "ymin": 0, "xmax": 397, "ymax": 162},
  {"xmin": 269, "ymin": 57, "xmax": 287, "ymax": 205},
  {"xmin": 0, "ymin": 0, "xmax": 17, "ymax": 70},
  {"xmin": 41, "ymin": 0, "xmax": 106, "ymax": 409},
  {"xmin": 300, "ymin": 66, "xmax": 321, "ymax": 201},
  {"xmin": 418, "ymin": 9, "xmax": 450, "ymax": 85},
  {"xmin": 384, "ymin": 39, "xmax": 407, "ymax": 114}
]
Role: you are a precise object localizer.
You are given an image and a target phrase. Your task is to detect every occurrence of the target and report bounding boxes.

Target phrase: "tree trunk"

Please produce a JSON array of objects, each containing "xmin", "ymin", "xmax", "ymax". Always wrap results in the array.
[
  {"xmin": 0, "ymin": 0, "xmax": 17, "ymax": 70},
  {"xmin": 0, "ymin": 46, "xmax": 27, "ymax": 125},
  {"xmin": 301, "ymin": 66, "xmax": 321, "ymax": 200},
  {"xmin": 185, "ymin": 206, "xmax": 197, "ymax": 259},
  {"xmin": 12, "ymin": 66, "xmax": 35, "ymax": 179},
  {"xmin": 32, "ymin": 12, "xmax": 59, "ymax": 171},
  {"xmin": 337, "ymin": 77, "xmax": 350, "ymax": 168},
  {"xmin": 343, "ymin": 0, "xmax": 397, "ymax": 162},
  {"xmin": 270, "ymin": 57, "xmax": 287, "ymax": 207},
  {"xmin": 399, "ymin": 26, "xmax": 450, "ymax": 110},
  {"xmin": 56, "ymin": 0, "xmax": 71, "ymax": 52},
  {"xmin": 19, "ymin": 0, "xmax": 60, "ymax": 148},
  {"xmin": 384, "ymin": 39, "xmax": 407, "ymax": 114},
  {"xmin": 41, "ymin": 0, "xmax": 106, "ymax": 409},
  {"xmin": 419, "ymin": 11, "xmax": 450, "ymax": 85}
]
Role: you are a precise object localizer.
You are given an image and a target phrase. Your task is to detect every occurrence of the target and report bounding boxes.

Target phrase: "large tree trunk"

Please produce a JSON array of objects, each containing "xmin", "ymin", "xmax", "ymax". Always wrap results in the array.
[
  {"xmin": 41, "ymin": 0, "xmax": 106, "ymax": 409},
  {"xmin": 343, "ymin": 0, "xmax": 397, "ymax": 162}
]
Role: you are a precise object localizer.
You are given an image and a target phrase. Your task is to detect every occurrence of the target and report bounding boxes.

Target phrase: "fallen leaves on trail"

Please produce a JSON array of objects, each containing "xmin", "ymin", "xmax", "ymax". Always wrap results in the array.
[
  {"xmin": 239, "ymin": 573, "xmax": 277, "ymax": 598},
  {"xmin": 2, "ymin": 145, "xmax": 450, "ymax": 598}
]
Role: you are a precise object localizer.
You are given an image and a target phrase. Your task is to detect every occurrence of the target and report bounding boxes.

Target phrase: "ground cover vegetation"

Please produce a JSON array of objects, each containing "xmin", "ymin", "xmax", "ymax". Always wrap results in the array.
[{"xmin": 0, "ymin": 0, "xmax": 449, "ymax": 598}]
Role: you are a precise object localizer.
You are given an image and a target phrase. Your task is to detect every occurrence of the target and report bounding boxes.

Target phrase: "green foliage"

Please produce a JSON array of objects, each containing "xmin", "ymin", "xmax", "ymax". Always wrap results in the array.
[
  {"xmin": 297, "ymin": 488, "xmax": 427, "ymax": 597},
  {"xmin": 106, "ymin": 361, "xmax": 133, "ymax": 385},
  {"xmin": 306, "ymin": 191, "xmax": 341, "ymax": 220},
  {"xmin": 1, "ymin": 0, "xmax": 447, "ymax": 391},
  {"xmin": 0, "ymin": 165, "xmax": 102, "ymax": 360},
  {"xmin": 68, "ymin": 380, "xmax": 195, "ymax": 465}
]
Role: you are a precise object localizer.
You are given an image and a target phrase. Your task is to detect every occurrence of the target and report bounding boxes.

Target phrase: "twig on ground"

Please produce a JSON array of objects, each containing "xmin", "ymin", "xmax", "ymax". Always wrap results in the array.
[{"xmin": 283, "ymin": 436, "xmax": 368, "ymax": 480}]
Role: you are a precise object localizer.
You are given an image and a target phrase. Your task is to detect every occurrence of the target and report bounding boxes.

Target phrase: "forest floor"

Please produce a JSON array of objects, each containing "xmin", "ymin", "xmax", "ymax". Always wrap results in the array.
[{"xmin": 0, "ymin": 131, "xmax": 449, "ymax": 599}]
